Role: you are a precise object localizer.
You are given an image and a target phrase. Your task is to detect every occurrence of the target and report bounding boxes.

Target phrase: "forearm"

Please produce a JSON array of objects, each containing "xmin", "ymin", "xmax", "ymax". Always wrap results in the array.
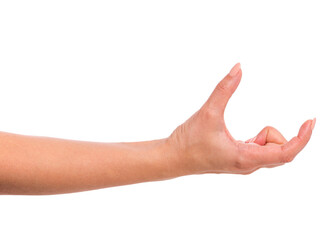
[{"xmin": 0, "ymin": 131, "xmax": 185, "ymax": 195}]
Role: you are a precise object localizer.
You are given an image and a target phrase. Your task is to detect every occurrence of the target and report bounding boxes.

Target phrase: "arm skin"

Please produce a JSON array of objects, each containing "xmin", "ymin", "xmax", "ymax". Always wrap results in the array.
[
  {"xmin": 0, "ymin": 63, "xmax": 315, "ymax": 195},
  {"xmin": 0, "ymin": 134, "xmax": 183, "ymax": 195}
]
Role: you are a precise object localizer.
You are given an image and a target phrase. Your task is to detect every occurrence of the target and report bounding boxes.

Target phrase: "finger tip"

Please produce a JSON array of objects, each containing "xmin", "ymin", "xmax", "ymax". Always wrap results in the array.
[
  {"xmin": 298, "ymin": 119, "xmax": 314, "ymax": 139},
  {"xmin": 311, "ymin": 117, "xmax": 316, "ymax": 131},
  {"xmin": 229, "ymin": 63, "xmax": 241, "ymax": 77}
]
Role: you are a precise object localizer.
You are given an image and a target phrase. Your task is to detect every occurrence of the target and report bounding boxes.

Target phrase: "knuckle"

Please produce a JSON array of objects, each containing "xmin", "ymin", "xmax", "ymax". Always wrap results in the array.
[
  {"xmin": 264, "ymin": 125, "xmax": 274, "ymax": 132},
  {"xmin": 287, "ymin": 155, "xmax": 295, "ymax": 163},
  {"xmin": 235, "ymin": 145, "xmax": 257, "ymax": 171},
  {"xmin": 234, "ymin": 155, "xmax": 254, "ymax": 171},
  {"xmin": 216, "ymin": 81, "xmax": 229, "ymax": 93},
  {"xmin": 234, "ymin": 158, "xmax": 244, "ymax": 170},
  {"xmin": 200, "ymin": 107, "xmax": 218, "ymax": 121},
  {"xmin": 280, "ymin": 152, "xmax": 293, "ymax": 163}
]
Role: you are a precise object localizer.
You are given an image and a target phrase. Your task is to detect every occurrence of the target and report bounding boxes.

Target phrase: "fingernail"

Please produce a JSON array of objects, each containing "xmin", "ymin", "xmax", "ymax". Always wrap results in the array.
[
  {"xmin": 229, "ymin": 63, "xmax": 241, "ymax": 77},
  {"xmin": 311, "ymin": 117, "xmax": 316, "ymax": 130}
]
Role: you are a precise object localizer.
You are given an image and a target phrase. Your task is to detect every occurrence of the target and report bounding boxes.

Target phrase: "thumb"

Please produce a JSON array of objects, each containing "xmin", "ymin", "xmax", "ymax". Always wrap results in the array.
[{"xmin": 204, "ymin": 63, "xmax": 242, "ymax": 114}]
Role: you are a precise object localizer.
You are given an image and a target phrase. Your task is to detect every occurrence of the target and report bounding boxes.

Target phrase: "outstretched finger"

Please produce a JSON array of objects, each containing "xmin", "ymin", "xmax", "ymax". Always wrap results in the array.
[{"xmin": 203, "ymin": 63, "xmax": 242, "ymax": 115}]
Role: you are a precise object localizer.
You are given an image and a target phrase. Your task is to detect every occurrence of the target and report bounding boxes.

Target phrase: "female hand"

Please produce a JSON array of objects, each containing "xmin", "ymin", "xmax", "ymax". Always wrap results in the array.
[
  {"xmin": 0, "ymin": 63, "xmax": 315, "ymax": 195},
  {"xmin": 168, "ymin": 63, "xmax": 315, "ymax": 175}
]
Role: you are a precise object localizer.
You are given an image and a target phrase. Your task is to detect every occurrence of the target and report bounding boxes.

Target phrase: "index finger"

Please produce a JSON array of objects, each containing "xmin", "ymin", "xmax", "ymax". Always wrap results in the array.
[
  {"xmin": 242, "ymin": 118, "xmax": 315, "ymax": 166},
  {"xmin": 281, "ymin": 118, "xmax": 315, "ymax": 162}
]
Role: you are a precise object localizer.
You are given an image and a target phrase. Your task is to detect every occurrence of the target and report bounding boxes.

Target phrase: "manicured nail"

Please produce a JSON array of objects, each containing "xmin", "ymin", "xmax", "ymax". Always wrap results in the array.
[
  {"xmin": 311, "ymin": 117, "xmax": 316, "ymax": 130},
  {"xmin": 229, "ymin": 63, "xmax": 241, "ymax": 77}
]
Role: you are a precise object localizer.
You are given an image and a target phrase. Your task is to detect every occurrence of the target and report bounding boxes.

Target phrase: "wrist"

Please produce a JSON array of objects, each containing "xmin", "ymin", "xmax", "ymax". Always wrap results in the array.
[
  {"xmin": 117, "ymin": 138, "xmax": 188, "ymax": 182},
  {"xmin": 146, "ymin": 137, "xmax": 190, "ymax": 180},
  {"xmin": 164, "ymin": 131, "xmax": 199, "ymax": 177},
  {"xmin": 161, "ymin": 137, "xmax": 189, "ymax": 179}
]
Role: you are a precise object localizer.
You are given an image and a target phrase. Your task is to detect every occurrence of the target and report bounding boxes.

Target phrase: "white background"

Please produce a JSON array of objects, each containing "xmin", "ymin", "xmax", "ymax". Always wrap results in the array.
[{"xmin": 0, "ymin": 1, "xmax": 335, "ymax": 239}]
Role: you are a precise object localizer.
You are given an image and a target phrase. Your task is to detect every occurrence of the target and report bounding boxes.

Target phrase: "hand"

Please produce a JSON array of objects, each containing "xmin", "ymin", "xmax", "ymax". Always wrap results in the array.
[{"xmin": 168, "ymin": 63, "xmax": 315, "ymax": 175}]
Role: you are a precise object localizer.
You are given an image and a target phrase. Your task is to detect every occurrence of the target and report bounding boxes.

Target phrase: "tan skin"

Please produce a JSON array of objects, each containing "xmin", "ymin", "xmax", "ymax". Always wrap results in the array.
[{"xmin": 0, "ymin": 63, "xmax": 315, "ymax": 195}]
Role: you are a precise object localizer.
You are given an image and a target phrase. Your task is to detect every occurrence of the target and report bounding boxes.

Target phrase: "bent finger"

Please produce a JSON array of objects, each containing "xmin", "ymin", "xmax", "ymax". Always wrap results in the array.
[
  {"xmin": 281, "ymin": 118, "xmax": 315, "ymax": 162},
  {"xmin": 245, "ymin": 126, "xmax": 287, "ymax": 145},
  {"xmin": 241, "ymin": 119, "xmax": 315, "ymax": 166}
]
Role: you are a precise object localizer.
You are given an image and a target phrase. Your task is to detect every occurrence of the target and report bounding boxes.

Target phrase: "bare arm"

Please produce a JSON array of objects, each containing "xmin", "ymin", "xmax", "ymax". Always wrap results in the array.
[
  {"xmin": 0, "ymin": 63, "xmax": 315, "ymax": 195},
  {"xmin": 0, "ymin": 132, "xmax": 181, "ymax": 195}
]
